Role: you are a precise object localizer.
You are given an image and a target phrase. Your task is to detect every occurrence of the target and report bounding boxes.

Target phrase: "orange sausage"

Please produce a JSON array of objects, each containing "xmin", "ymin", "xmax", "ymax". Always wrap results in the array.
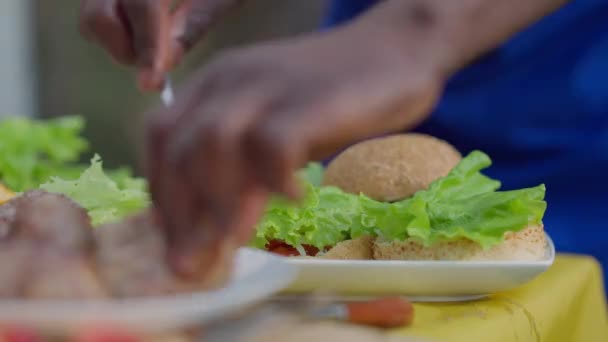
[{"xmin": 346, "ymin": 297, "xmax": 414, "ymax": 328}]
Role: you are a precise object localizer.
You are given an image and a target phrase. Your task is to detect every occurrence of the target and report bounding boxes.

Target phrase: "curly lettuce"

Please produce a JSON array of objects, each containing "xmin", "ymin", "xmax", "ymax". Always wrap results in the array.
[
  {"xmin": 251, "ymin": 183, "xmax": 367, "ymax": 250},
  {"xmin": 374, "ymin": 151, "xmax": 546, "ymax": 249},
  {"xmin": 40, "ymin": 155, "xmax": 150, "ymax": 226},
  {"xmin": 0, "ymin": 116, "xmax": 88, "ymax": 191},
  {"xmin": 253, "ymin": 151, "xmax": 546, "ymax": 251}
]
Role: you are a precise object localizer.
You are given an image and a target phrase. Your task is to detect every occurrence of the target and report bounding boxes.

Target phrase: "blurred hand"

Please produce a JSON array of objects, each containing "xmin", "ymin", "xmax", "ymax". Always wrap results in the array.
[
  {"xmin": 79, "ymin": 0, "xmax": 245, "ymax": 91},
  {"xmin": 146, "ymin": 21, "xmax": 444, "ymax": 278}
]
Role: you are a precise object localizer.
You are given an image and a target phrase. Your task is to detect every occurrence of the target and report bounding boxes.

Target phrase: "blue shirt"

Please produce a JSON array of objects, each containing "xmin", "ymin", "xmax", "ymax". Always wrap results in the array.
[{"xmin": 326, "ymin": 0, "xmax": 608, "ymax": 289}]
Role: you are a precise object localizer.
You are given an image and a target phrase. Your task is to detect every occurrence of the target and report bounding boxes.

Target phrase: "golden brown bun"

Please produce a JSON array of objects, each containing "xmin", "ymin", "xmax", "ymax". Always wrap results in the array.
[
  {"xmin": 322, "ymin": 134, "xmax": 461, "ymax": 201},
  {"xmin": 373, "ymin": 225, "xmax": 546, "ymax": 261},
  {"xmin": 317, "ymin": 236, "xmax": 374, "ymax": 260}
]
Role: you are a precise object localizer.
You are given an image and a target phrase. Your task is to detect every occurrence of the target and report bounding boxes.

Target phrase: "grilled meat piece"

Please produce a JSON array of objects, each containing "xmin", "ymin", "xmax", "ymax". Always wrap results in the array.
[
  {"xmin": 0, "ymin": 199, "xmax": 17, "ymax": 241},
  {"xmin": 95, "ymin": 211, "xmax": 181, "ymax": 297},
  {"xmin": 0, "ymin": 194, "xmax": 35, "ymax": 297},
  {"xmin": 12, "ymin": 191, "xmax": 94, "ymax": 253},
  {"xmin": 7, "ymin": 191, "xmax": 107, "ymax": 298},
  {"xmin": 0, "ymin": 241, "xmax": 34, "ymax": 297},
  {"xmin": 0, "ymin": 190, "xmax": 229, "ymax": 300},
  {"xmin": 24, "ymin": 255, "xmax": 108, "ymax": 299}
]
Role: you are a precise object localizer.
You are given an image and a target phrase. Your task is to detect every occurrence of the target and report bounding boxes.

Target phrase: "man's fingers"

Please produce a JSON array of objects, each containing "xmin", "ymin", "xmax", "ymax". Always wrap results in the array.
[
  {"xmin": 169, "ymin": 188, "xmax": 265, "ymax": 280},
  {"xmin": 167, "ymin": 220, "xmax": 223, "ymax": 280},
  {"xmin": 80, "ymin": 0, "xmax": 135, "ymax": 65},
  {"xmin": 232, "ymin": 185, "xmax": 268, "ymax": 245},
  {"xmin": 145, "ymin": 81, "xmax": 220, "ymax": 280},
  {"xmin": 146, "ymin": 115, "xmax": 202, "ymax": 276},
  {"xmin": 81, "ymin": 0, "xmax": 244, "ymax": 90},
  {"xmin": 160, "ymin": 76, "xmax": 276, "ymax": 277},
  {"xmin": 243, "ymin": 113, "xmax": 308, "ymax": 200},
  {"xmin": 166, "ymin": 70, "xmax": 277, "ymax": 229},
  {"xmin": 145, "ymin": 109, "xmax": 176, "ymax": 227},
  {"xmin": 121, "ymin": 0, "xmax": 174, "ymax": 90}
]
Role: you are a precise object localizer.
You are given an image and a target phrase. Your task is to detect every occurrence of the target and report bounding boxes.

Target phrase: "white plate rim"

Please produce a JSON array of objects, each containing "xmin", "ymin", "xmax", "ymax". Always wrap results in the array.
[{"xmin": 0, "ymin": 248, "xmax": 297, "ymax": 332}]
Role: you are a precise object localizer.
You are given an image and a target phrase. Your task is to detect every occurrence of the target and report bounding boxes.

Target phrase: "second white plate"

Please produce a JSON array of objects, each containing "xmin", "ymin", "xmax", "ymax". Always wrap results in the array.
[
  {"xmin": 281, "ymin": 235, "xmax": 555, "ymax": 302},
  {"xmin": 0, "ymin": 248, "xmax": 297, "ymax": 334}
]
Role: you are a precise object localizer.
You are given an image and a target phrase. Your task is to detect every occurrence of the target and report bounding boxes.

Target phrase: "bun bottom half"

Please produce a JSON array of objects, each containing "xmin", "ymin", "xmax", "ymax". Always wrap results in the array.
[{"xmin": 372, "ymin": 225, "xmax": 546, "ymax": 261}]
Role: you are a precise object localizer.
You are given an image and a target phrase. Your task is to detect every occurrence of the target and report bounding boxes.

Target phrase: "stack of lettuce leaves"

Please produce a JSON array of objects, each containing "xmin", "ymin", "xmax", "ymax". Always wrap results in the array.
[
  {"xmin": 40, "ymin": 155, "xmax": 149, "ymax": 226},
  {"xmin": 252, "ymin": 151, "xmax": 546, "ymax": 253},
  {"xmin": 0, "ymin": 116, "xmax": 88, "ymax": 191}
]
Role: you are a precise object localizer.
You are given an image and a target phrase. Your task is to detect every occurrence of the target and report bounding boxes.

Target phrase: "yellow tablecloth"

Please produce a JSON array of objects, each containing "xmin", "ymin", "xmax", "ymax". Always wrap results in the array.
[{"xmin": 393, "ymin": 254, "xmax": 608, "ymax": 342}]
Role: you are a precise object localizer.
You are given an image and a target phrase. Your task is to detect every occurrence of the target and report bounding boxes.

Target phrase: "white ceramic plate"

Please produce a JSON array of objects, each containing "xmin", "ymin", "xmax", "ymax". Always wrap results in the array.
[
  {"xmin": 281, "ymin": 235, "xmax": 555, "ymax": 302},
  {"xmin": 0, "ymin": 248, "xmax": 297, "ymax": 334}
]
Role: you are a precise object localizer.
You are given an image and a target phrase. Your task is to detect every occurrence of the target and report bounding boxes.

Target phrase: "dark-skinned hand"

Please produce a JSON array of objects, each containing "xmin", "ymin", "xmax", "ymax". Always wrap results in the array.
[
  {"xmin": 146, "ymin": 18, "xmax": 445, "ymax": 278},
  {"xmin": 80, "ymin": 0, "xmax": 244, "ymax": 91},
  {"xmin": 79, "ymin": 0, "xmax": 447, "ymax": 281}
]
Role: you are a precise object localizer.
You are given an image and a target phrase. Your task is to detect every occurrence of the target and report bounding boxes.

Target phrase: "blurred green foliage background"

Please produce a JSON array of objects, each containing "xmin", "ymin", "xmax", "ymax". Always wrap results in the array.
[{"xmin": 35, "ymin": 0, "xmax": 325, "ymax": 173}]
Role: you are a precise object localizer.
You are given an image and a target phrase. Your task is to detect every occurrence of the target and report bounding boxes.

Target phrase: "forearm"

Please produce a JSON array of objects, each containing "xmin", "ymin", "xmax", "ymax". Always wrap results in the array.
[{"xmin": 360, "ymin": 0, "xmax": 569, "ymax": 77}]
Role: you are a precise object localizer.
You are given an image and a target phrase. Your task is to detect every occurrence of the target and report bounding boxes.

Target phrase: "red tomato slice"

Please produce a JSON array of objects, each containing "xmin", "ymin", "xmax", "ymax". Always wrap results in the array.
[{"xmin": 265, "ymin": 240, "xmax": 324, "ymax": 257}]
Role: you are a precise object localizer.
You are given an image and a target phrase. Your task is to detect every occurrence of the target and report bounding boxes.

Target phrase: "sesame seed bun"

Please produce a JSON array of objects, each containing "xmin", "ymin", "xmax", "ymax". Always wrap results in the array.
[
  {"xmin": 318, "ymin": 236, "xmax": 375, "ymax": 260},
  {"xmin": 322, "ymin": 134, "xmax": 461, "ymax": 201},
  {"xmin": 372, "ymin": 225, "xmax": 546, "ymax": 261},
  {"xmin": 306, "ymin": 134, "xmax": 546, "ymax": 262}
]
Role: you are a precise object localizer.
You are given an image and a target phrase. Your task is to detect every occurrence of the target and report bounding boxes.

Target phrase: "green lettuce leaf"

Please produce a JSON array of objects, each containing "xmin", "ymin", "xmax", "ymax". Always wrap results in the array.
[
  {"xmin": 252, "ymin": 182, "xmax": 375, "ymax": 251},
  {"xmin": 254, "ymin": 151, "xmax": 547, "ymax": 251},
  {"xmin": 0, "ymin": 116, "xmax": 88, "ymax": 191},
  {"xmin": 378, "ymin": 151, "xmax": 546, "ymax": 249},
  {"xmin": 40, "ymin": 155, "xmax": 150, "ymax": 225}
]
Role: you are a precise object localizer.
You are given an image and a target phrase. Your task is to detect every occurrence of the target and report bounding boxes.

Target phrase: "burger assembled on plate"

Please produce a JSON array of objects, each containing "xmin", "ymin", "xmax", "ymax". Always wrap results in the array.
[{"xmin": 252, "ymin": 134, "xmax": 548, "ymax": 262}]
